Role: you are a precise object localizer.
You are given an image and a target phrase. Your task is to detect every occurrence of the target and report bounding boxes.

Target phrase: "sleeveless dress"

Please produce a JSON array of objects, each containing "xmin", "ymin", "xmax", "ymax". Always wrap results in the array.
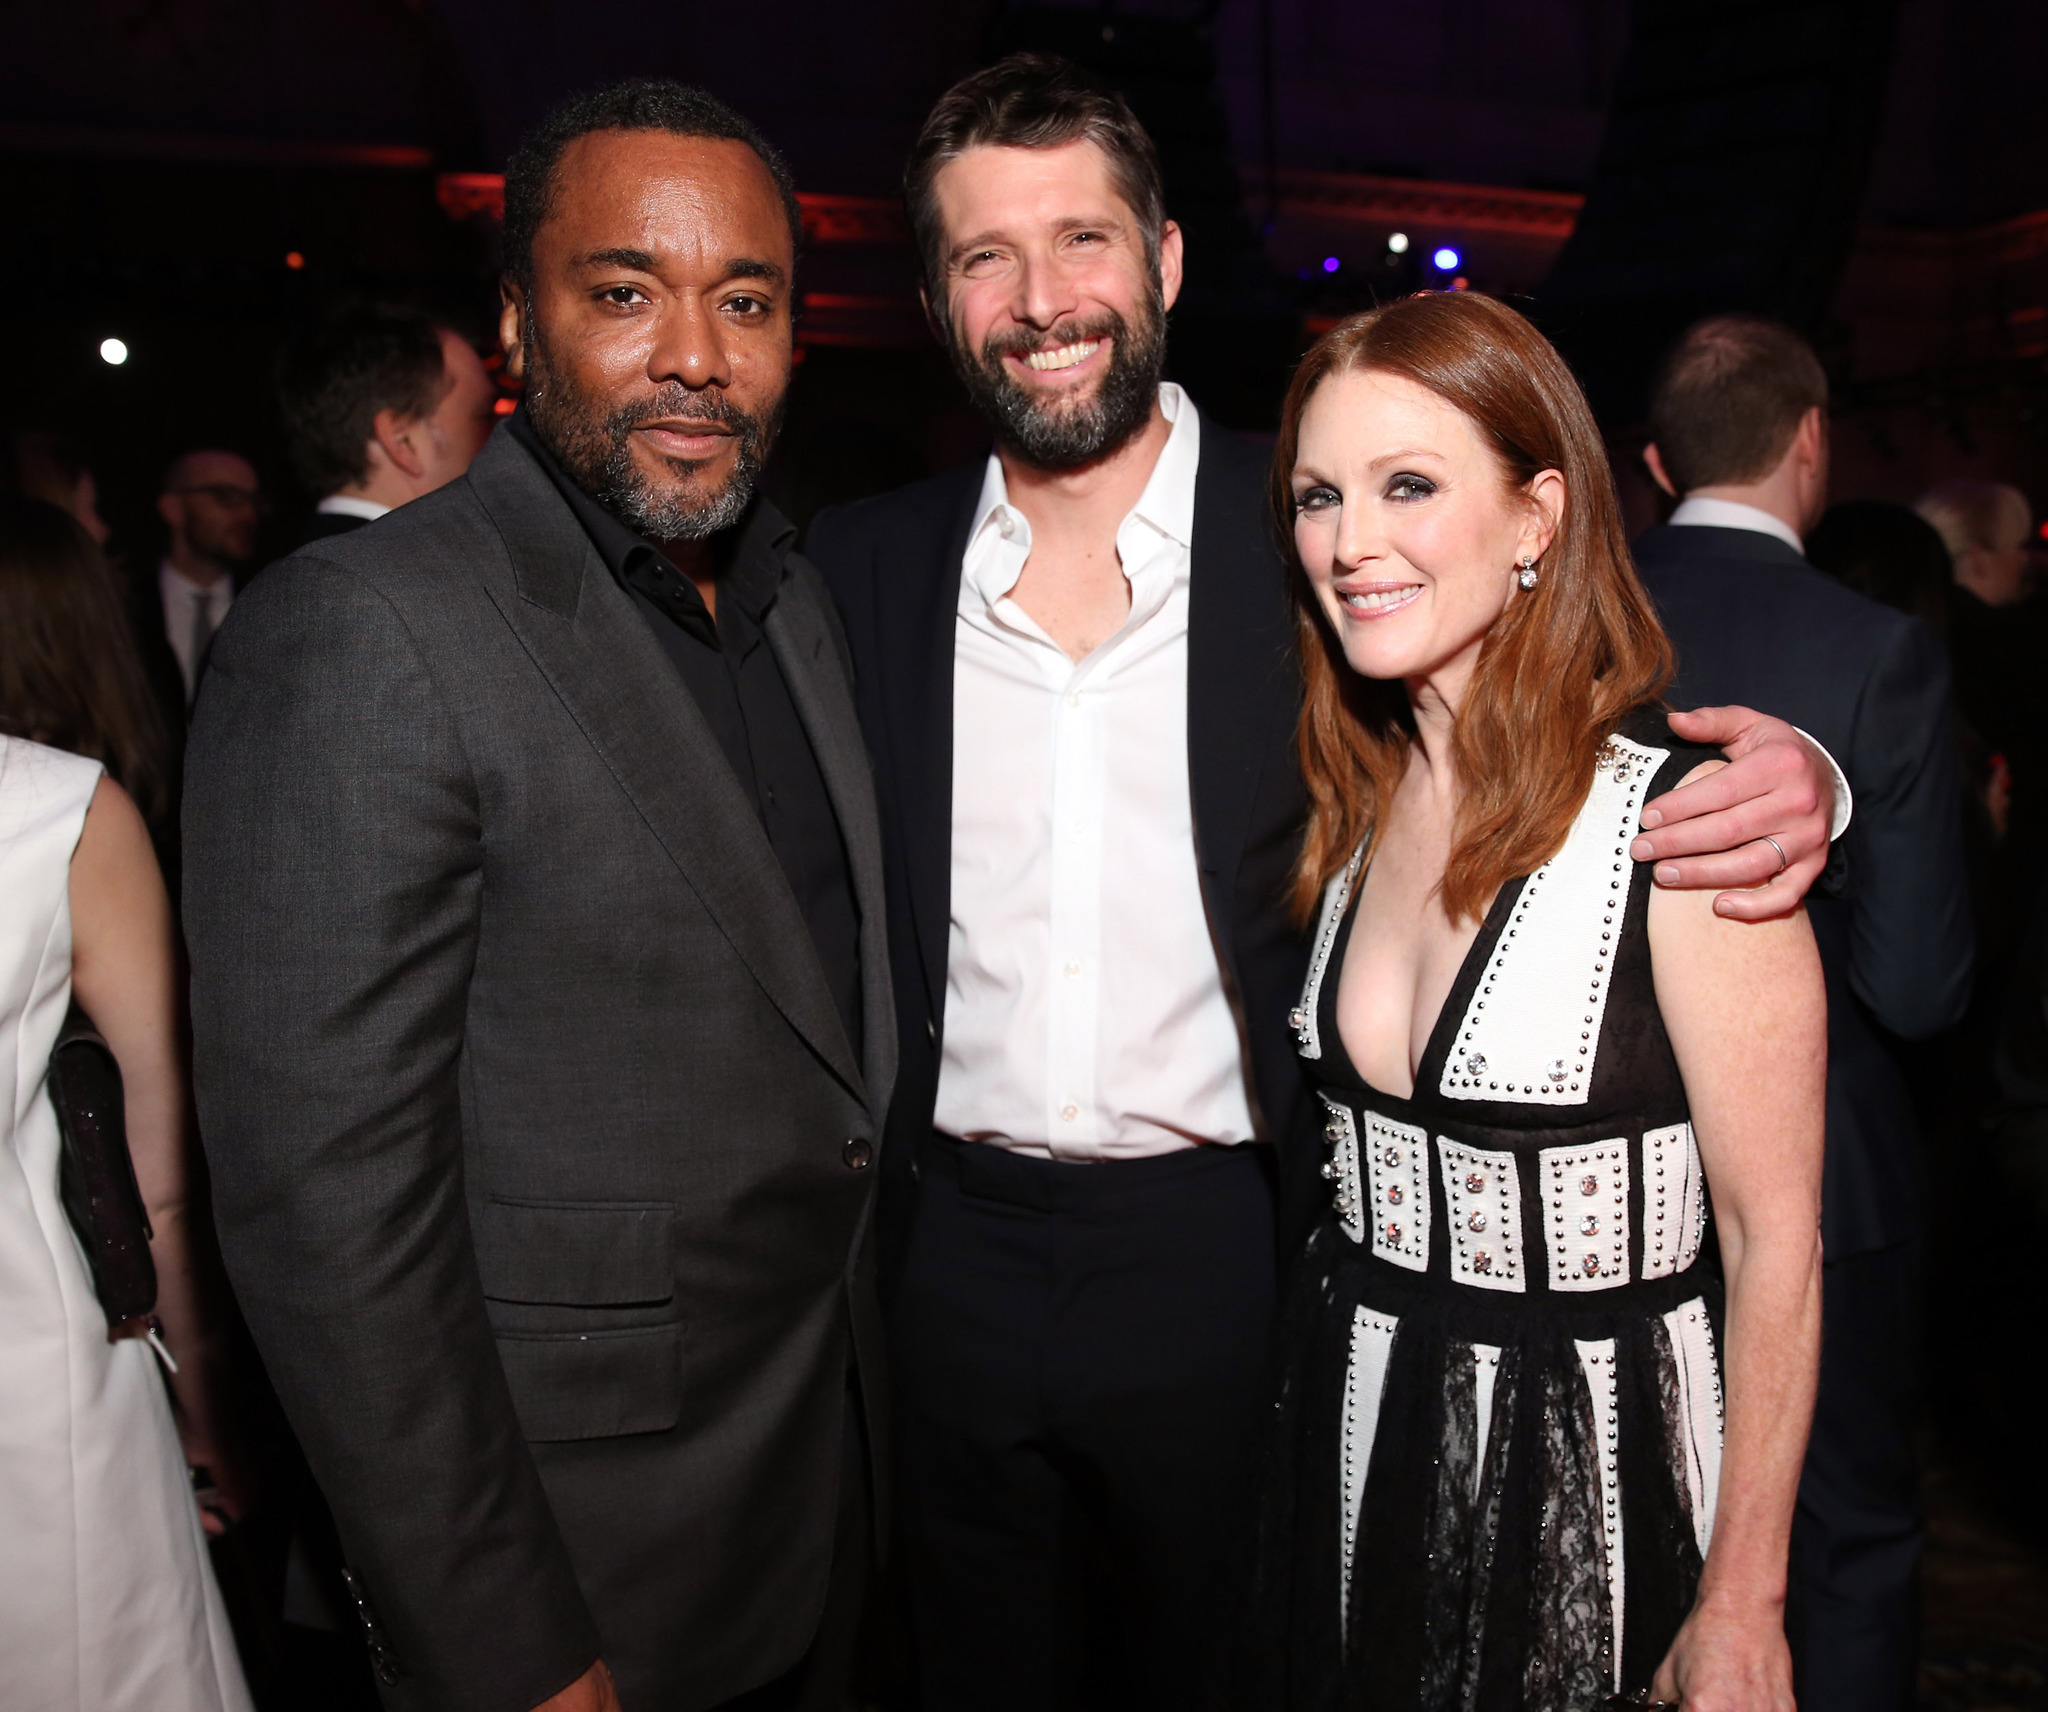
[
  {"xmin": 0, "ymin": 737, "xmax": 252, "ymax": 1712},
  {"xmin": 1241, "ymin": 709, "xmax": 1727, "ymax": 1711}
]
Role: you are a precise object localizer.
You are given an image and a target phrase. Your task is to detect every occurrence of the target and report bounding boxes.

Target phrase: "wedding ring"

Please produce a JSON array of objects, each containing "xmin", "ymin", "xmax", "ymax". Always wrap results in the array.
[{"xmin": 1758, "ymin": 834, "xmax": 1789, "ymax": 875}]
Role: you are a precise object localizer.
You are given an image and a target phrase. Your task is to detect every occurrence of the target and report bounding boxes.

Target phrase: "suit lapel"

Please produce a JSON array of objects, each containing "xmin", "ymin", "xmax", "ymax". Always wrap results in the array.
[
  {"xmin": 878, "ymin": 469, "xmax": 981, "ymax": 1025},
  {"xmin": 1186, "ymin": 419, "xmax": 1300, "ymax": 975},
  {"xmin": 467, "ymin": 432, "xmax": 865, "ymax": 1100},
  {"xmin": 763, "ymin": 568, "xmax": 897, "ymax": 1114}
]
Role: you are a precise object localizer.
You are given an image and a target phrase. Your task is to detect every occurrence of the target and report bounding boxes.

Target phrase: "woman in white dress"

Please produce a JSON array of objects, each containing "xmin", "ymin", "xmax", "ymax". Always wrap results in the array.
[{"xmin": 0, "ymin": 497, "xmax": 251, "ymax": 1710}]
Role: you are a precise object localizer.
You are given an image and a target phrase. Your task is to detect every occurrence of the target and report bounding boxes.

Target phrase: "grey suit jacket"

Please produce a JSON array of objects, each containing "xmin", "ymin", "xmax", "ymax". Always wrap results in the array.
[{"xmin": 183, "ymin": 426, "xmax": 897, "ymax": 1712}]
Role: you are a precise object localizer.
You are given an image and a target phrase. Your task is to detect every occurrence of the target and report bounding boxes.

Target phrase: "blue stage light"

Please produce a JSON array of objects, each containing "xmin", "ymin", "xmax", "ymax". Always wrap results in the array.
[
  {"xmin": 1322, "ymin": 256, "xmax": 1341, "ymax": 274},
  {"xmin": 1432, "ymin": 246, "xmax": 1460, "ymax": 271}
]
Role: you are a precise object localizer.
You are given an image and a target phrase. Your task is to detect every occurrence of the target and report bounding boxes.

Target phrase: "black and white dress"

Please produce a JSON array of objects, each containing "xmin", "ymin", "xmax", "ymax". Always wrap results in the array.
[{"xmin": 1241, "ymin": 709, "xmax": 1728, "ymax": 1711}]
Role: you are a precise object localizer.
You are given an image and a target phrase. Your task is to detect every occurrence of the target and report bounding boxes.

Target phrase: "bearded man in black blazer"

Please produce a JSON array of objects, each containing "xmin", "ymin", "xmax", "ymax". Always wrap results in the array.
[
  {"xmin": 1637, "ymin": 315, "xmax": 1974, "ymax": 1712},
  {"xmin": 809, "ymin": 55, "xmax": 1847, "ymax": 1710},
  {"xmin": 185, "ymin": 84, "xmax": 893, "ymax": 1712}
]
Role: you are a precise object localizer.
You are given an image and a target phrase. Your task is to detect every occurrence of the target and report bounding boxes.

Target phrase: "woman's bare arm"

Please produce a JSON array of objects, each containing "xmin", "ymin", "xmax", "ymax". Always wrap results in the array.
[
  {"xmin": 1645, "ymin": 763, "xmax": 1826, "ymax": 1712},
  {"xmin": 69, "ymin": 775, "xmax": 246, "ymax": 1531}
]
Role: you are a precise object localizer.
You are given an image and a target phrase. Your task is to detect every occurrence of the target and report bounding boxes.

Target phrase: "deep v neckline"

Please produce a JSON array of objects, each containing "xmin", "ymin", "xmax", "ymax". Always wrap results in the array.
[{"xmin": 1324, "ymin": 857, "xmax": 1526, "ymax": 1108}]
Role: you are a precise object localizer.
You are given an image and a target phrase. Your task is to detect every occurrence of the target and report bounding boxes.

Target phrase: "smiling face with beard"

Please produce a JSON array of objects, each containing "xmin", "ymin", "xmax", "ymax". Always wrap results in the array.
[
  {"xmin": 947, "ymin": 293, "xmax": 1165, "ymax": 471},
  {"xmin": 501, "ymin": 128, "xmax": 796, "ymax": 550},
  {"xmin": 930, "ymin": 138, "xmax": 1182, "ymax": 476}
]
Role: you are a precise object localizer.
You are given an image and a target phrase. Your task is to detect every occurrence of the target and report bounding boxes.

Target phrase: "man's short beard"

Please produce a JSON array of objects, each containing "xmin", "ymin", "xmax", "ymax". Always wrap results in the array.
[
  {"xmin": 524, "ymin": 331, "xmax": 781, "ymax": 542},
  {"xmin": 948, "ymin": 287, "xmax": 1167, "ymax": 472}
]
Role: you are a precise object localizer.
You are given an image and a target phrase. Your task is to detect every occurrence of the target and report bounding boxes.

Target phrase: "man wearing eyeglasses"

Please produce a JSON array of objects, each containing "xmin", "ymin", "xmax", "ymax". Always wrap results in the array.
[{"xmin": 154, "ymin": 449, "xmax": 262, "ymax": 706}]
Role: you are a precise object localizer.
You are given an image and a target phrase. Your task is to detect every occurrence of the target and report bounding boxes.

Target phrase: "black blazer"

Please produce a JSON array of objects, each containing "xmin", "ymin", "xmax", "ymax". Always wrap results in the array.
[
  {"xmin": 809, "ymin": 415, "xmax": 1319, "ymax": 1261},
  {"xmin": 1635, "ymin": 523, "xmax": 1973, "ymax": 1258},
  {"xmin": 183, "ymin": 426, "xmax": 898, "ymax": 1712}
]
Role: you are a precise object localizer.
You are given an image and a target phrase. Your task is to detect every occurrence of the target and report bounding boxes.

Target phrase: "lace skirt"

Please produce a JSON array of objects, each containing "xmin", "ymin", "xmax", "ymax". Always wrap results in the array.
[{"xmin": 1237, "ymin": 1217, "xmax": 1726, "ymax": 1712}]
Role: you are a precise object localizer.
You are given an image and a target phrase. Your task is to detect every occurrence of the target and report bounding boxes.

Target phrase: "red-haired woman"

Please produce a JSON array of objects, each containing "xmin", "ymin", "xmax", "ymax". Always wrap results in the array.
[{"xmin": 1241, "ymin": 295, "xmax": 1824, "ymax": 1712}]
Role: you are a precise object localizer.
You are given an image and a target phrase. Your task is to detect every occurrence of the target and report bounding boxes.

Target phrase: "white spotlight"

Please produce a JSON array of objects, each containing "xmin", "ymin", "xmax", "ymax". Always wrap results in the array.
[
  {"xmin": 1387, "ymin": 232, "xmax": 1411, "ymax": 254},
  {"xmin": 99, "ymin": 338, "xmax": 129, "ymax": 366}
]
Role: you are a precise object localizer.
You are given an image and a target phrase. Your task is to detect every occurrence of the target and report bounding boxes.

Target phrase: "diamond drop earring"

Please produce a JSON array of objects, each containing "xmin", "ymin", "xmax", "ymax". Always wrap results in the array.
[{"xmin": 1517, "ymin": 556, "xmax": 1539, "ymax": 591}]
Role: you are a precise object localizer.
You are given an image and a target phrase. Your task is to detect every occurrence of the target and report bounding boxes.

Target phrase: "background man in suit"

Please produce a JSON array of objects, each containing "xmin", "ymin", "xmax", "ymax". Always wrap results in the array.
[
  {"xmin": 184, "ymin": 80, "xmax": 894, "ymax": 1712},
  {"xmin": 151, "ymin": 447, "xmax": 259, "ymax": 708},
  {"xmin": 810, "ymin": 55, "xmax": 1848, "ymax": 1709},
  {"xmin": 1638, "ymin": 314, "xmax": 1975, "ymax": 1712},
  {"xmin": 276, "ymin": 304, "xmax": 498, "ymax": 546}
]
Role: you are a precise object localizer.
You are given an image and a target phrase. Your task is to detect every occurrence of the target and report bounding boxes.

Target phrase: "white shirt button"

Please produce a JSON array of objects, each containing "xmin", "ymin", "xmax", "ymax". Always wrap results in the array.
[
  {"xmin": 1064, "ymin": 961, "xmax": 1082, "ymax": 978},
  {"xmin": 1060, "ymin": 1102, "xmax": 1079, "ymax": 1123},
  {"xmin": 1064, "ymin": 691, "xmax": 1081, "ymax": 708}
]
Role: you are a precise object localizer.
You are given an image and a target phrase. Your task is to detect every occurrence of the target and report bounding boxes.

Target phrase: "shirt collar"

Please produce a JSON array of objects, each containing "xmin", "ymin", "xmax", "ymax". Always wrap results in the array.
[
  {"xmin": 1668, "ymin": 495, "xmax": 1804, "ymax": 556},
  {"xmin": 316, "ymin": 493, "xmax": 392, "ymax": 522},
  {"xmin": 505, "ymin": 403, "xmax": 793, "ymax": 632},
  {"xmin": 964, "ymin": 382, "xmax": 1201, "ymax": 606}
]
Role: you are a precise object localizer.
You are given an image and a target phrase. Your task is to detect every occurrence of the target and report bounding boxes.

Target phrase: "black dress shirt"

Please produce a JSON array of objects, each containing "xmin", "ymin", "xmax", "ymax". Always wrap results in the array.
[{"xmin": 507, "ymin": 408, "xmax": 862, "ymax": 1049}]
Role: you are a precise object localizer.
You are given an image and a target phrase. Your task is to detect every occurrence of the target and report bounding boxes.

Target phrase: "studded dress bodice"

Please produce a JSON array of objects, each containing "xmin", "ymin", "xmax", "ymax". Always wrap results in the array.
[
  {"xmin": 1297, "ymin": 709, "xmax": 1714, "ymax": 1302},
  {"xmin": 1242, "ymin": 708, "xmax": 1732, "ymax": 1712}
]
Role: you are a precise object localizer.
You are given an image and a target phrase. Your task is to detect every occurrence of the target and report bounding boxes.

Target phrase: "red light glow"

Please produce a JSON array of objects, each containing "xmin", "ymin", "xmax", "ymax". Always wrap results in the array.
[{"xmin": 285, "ymin": 251, "xmax": 305, "ymax": 270}]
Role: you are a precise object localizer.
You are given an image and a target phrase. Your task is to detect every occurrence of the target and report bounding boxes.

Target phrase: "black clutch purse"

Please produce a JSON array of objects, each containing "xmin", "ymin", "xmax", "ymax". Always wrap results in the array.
[{"xmin": 50, "ymin": 1003, "xmax": 158, "ymax": 1329}]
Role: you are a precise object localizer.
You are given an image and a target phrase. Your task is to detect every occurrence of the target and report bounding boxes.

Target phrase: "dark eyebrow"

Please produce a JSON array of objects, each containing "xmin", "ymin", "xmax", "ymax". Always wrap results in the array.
[
  {"xmin": 571, "ymin": 250, "xmax": 787, "ymax": 288},
  {"xmin": 575, "ymin": 247, "xmax": 659, "ymax": 272},
  {"xmin": 947, "ymin": 214, "xmax": 1127, "ymax": 270}
]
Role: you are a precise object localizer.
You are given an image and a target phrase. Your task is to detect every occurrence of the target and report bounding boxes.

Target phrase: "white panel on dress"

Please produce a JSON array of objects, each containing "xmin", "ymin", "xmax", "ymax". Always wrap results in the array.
[
  {"xmin": 1440, "ymin": 735, "xmax": 1668, "ymax": 1105},
  {"xmin": 1292, "ymin": 843, "xmax": 1366, "ymax": 1062},
  {"xmin": 1642, "ymin": 1122, "xmax": 1707, "ymax": 1278},
  {"xmin": 1363, "ymin": 1111, "xmax": 1430, "ymax": 1271},
  {"xmin": 1472, "ymin": 1342, "xmax": 1503, "ymax": 1501},
  {"xmin": 1319, "ymin": 1096, "xmax": 1366, "ymax": 1245},
  {"xmin": 1576, "ymin": 1337, "xmax": 1626, "ymax": 1693},
  {"xmin": 1438, "ymin": 1139, "xmax": 1524, "ymax": 1292},
  {"xmin": 1542, "ymin": 1140, "xmax": 1632, "ymax": 1291},
  {"xmin": 1341, "ymin": 1306, "xmax": 1401, "ymax": 1631},
  {"xmin": 1663, "ymin": 1299, "xmax": 1725, "ymax": 1557}
]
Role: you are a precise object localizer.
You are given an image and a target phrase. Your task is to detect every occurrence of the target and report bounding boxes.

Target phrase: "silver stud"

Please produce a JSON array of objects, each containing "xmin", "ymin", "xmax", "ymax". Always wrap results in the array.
[{"xmin": 1583, "ymin": 1253, "xmax": 1601, "ymax": 1275}]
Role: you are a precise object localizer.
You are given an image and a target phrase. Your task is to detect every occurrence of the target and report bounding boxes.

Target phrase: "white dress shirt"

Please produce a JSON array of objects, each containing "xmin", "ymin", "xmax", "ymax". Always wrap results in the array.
[
  {"xmin": 1666, "ymin": 495, "xmax": 1856, "ymax": 837},
  {"xmin": 935, "ymin": 383, "xmax": 1257, "ymax": 1162},
  {"xmin": 315, "ymin": 494, "xmax": 393, "ymax": 523},
  {"xmin": 158, "ymin": 561, "xmax": 235, "ymax": 703}
]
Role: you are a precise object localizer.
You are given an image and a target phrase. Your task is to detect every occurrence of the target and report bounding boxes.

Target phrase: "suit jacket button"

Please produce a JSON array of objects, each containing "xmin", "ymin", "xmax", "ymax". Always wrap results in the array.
[{"xmin": 843, "ymin": 1137, "xmax": 873, "ymax": 1170}]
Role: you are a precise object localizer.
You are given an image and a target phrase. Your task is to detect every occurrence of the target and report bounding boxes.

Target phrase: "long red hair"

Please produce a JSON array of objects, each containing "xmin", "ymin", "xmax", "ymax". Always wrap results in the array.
[{"xmin": 1277, "ymin": 292, "xmax": 1673, "ymax": 925}]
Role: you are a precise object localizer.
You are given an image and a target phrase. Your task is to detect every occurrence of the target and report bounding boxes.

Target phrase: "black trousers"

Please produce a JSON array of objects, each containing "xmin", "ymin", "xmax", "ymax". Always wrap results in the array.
[
  {"xmin": 890, "ymin": 1134, "xmax": 1277, "ymax": 1711},
  {"xmin": 718, "ymin": 1381, "xmax": 872, "ymax": 1712},
  {"xmin": 1788, "ymin": 1241, "xmax": 1922, "ymax": 1712}
]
